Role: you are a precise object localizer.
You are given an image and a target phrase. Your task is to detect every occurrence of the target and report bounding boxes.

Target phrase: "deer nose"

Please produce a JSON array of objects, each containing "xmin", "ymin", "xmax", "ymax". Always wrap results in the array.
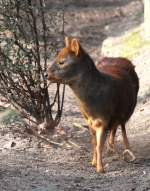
[
  {"xmin": 48, "ymin": 62, "xmax": 56, "ymax": 74},
  {"xmin": 47, "ymin": 64, "xmax": 56, "ymax": 81},
  {"xmin": 44, "ymin": 72, "xmax": 48, "ymax": 78}
]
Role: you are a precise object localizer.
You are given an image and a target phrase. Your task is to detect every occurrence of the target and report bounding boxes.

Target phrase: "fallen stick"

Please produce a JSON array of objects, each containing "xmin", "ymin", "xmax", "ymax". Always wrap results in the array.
[{"xmin": 25, "ymin": 127, "xmax": 63, "ymax": 148}]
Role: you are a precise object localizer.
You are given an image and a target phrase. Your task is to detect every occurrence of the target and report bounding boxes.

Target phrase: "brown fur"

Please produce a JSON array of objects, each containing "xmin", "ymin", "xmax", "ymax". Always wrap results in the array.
[
  {"xmin": 47, "ymin": 37, "xmax": 139, "ymax": 173},
  {"xmin": 97, "ymin": 57, "xmax": 139, "ymax": 92},
  {"xmin": 97, "ymin": 57, "xmax": 139, "ymax": 158}
]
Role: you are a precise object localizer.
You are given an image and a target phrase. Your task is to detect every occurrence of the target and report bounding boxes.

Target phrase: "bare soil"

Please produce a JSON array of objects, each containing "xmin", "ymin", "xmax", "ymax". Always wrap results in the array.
[{"xmin": 0, "ymin": 1, "xmax": 150, "ymax": 191}]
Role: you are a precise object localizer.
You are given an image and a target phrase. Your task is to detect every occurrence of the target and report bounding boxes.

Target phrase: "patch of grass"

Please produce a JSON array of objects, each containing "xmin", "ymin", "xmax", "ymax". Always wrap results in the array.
[
  {"xmin": 102, "ymin": 26, "xmax": 150, "ymax": 60},
  {"xmin": 122, "ymin": 29, "xmax": 150, "ymax": 59},
  {"xmin": 0, "ymin": 108, "xmax": 23, "ymax": 126}
]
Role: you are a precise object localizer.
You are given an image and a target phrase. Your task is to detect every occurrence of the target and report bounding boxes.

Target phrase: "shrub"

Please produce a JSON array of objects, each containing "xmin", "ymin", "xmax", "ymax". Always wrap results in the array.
[{"xmin": 0, "ymin": 0, "xmax": 65, "ymax": 130}]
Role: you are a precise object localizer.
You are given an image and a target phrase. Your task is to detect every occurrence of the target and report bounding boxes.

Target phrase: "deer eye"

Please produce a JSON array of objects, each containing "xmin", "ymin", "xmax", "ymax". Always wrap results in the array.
[{"xmin": 59, "ymin": 61, "xmax": 65, "ymax": 65}]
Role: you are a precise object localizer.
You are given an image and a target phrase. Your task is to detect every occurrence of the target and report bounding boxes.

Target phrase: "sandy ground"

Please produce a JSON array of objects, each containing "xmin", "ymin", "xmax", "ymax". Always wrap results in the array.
[{"xmin": 0, "ymin": 1, "xmax": 150, "ymax": 191}]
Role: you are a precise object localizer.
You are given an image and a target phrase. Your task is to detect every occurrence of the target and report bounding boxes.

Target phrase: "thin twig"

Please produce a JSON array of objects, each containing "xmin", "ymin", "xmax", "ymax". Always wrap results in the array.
[{"xmin": 26, "ymin": 127, "xmax": 63, "ymax": 147}]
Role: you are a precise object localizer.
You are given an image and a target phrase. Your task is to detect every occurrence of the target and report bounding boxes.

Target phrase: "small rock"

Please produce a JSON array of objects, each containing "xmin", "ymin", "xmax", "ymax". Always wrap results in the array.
[
  {"xmin": 143, "ymin": 170, "xmax": 146, "ymax": 175},
  {"xmin": 11, "ymin": 141, "xmax": 16, "ymax": 147},
  {"xmin": 140, "ymin": 108, "xmax": 144, "ymax": 112},
  {"xmin": 143, "ymin": 100, "xmax": 147, "ymax": 104}
]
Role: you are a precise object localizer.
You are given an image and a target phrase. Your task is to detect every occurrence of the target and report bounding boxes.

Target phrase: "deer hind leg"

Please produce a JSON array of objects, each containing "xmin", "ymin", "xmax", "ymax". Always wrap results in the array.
[
  {"xmin": 121, "ymin": 123, "xmax": 136, "ymax": 162},
  {"xmin": 94, "ymin": 120, "xmax": 107, "ymax": 173},
  {"xmin": 107, "ymin": 126, "xmax": 117, "ymax": 154}
]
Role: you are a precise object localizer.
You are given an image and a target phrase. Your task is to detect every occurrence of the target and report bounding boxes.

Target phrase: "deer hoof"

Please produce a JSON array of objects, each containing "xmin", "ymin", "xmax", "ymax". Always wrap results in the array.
[
  {"xmin": 96, "ymin": 167, "xmax": 105, "ymax": 173},
  {"xmin": 122, "ymin": 149, "xmax": 136, "ymax": 162},
  {"xmin": 96, "ymin": 165, "xmax": 105, "ymax": 173},
  {"xmin": 91, "ymin": 159, "xmax": 97, "ymax": 166},
  {"xmin": 107, "ymin": 142, "xmax": 116, "ymax": 155}
]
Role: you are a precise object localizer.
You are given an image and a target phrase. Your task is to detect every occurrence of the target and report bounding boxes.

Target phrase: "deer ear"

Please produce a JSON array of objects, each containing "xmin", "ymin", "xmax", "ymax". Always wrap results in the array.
[
  {"xmin": 71, "ymin": 38, "xmax": 80, "ymax": 56},
  {"xmin": 65, "ymin": 36, "xmax": 71, "ymax": 48}
]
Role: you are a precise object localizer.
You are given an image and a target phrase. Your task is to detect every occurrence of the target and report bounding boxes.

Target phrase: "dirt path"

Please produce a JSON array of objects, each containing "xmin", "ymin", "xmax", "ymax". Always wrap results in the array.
[{"xmin": 0, "ymin": 1, "xmax": 150, "ymax": 191}]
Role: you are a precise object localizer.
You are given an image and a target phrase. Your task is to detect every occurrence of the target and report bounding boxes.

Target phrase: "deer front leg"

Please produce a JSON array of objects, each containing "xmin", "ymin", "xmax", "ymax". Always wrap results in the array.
[
  {"xmin": 94, "ymin": 120, "xmax": 107, "ymax": 173},
  {"xmin": 90, "ymin": 129, "xmax": 97, "ymax": 166}
]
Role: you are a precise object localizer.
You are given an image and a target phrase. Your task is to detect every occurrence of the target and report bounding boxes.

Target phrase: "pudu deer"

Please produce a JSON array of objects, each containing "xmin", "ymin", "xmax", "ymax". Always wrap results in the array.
[{"xmin": 47, "ymin": 37, "xmax": 139, "ymax": 173}]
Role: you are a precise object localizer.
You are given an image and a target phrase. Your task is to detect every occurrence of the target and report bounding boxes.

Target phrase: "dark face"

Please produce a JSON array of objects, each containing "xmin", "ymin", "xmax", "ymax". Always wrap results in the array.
[{"xmin": 48, "ymin": 47, "xmax": 81, "ymax": 84}]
